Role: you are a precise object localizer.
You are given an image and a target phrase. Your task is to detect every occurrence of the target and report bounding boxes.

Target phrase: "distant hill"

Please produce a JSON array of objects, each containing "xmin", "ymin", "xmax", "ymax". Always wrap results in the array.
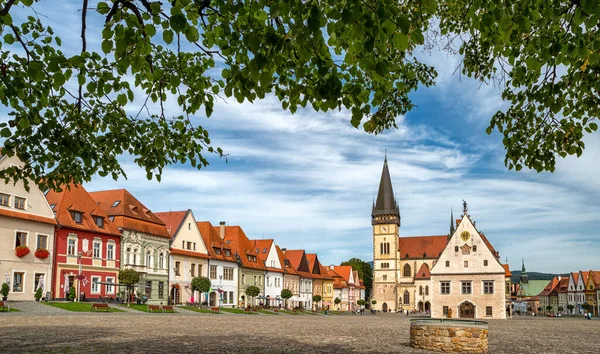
[
  {"xmin": 510, "ymin": 270, "xmax": 569, "ymax": 284},
  {"xmin": 367, "ymin": 261, "xmax": 373, "ymax": 269}
]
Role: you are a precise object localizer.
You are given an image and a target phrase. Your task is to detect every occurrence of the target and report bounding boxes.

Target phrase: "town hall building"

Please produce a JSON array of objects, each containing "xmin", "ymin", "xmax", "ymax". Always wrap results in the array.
[{"xmin": 371, "ymin": 157, "xmax": 507, "ymax": 319}]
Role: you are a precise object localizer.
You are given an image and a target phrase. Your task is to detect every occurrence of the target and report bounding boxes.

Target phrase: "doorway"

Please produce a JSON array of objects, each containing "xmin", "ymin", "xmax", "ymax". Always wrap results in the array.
[
  {"xmin": 459, "ymin": 301, "xmax": 475, "ymax": 318},
  {"xmin": 382, "ymin": 302, "xmax": 388, "ymax": 312}
]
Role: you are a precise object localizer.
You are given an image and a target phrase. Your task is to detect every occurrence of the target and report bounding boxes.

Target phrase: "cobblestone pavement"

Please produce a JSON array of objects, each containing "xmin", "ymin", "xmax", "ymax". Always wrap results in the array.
[
  {"xmin": 0, "ymin": 313, "xmax": 598, "ymax": 353},
  {"xmin": 7, "ymin": 301, "xmax": 68, "ymax": 314}
]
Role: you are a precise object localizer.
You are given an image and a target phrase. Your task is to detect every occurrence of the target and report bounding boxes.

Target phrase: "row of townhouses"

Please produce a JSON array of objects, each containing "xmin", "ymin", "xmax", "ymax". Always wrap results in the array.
[{"xmin": 0, "ymin": 154, "xmax": 365, "ymax": 309}]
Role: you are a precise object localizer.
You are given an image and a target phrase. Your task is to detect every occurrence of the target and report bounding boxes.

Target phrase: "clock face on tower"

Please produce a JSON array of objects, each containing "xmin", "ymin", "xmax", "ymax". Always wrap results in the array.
[
  {"xmin": 460, "ymin": 231, "xmax": 471, "ymax": 242},
  {"xmin": 381, "ymin": 226, "xmax": 388, "ymax": 233}
]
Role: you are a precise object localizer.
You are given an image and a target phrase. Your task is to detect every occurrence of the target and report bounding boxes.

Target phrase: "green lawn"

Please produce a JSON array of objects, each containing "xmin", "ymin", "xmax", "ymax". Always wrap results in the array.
[
  {"xmin": 118, "ymin": 304, "xmax": 176, "ymax": 313},
  {"xmin": 180, "ymin": 306, "xmax": 221, "ymax": 314},
  {"xmin": 44, "ymin": 302, "xmax": 123, "ymax": 312},
  {"xmin": 0, "ymin": 307, "xmax": 20, "ymax": 312},
  {"xmin": 258, "ymin": 309, "xmax": 276, "ymax": 315},
  {"xmin": 280, "ymin": 310, "xmax": 303, "ymax": 315},
  {"xmin": 220, "ymin": 307, "xmax": 257, "ymax": 315}
]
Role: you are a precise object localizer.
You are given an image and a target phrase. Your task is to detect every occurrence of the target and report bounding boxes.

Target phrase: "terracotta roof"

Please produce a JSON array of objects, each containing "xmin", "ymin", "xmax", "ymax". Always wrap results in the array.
[
  {"xmin": 217, "ymin": 225, "xmax": 266, "ymax": 271},
  {"xmin": 154, "ymin": 210, "xmax": 188, "ymax": 238},
  {"xmin": 251, "ymin": 239, "xmax": 274, "ymax": 263},
  {"xmin": 334, "ymin": 266, "xmax": 353, "ymax": 285},
  {"xmin": 571, "ymin": 272, "xmax": 579, "ymax": 285},
  {"xmin": 592, "ymin": 271, "xmax": 600, "ymax": 287},
  {"xmin": 0, "ymin": 208, "xmax": 57, "ymax": 225},
  {"xmin": 398, "ymin": 236, "xmax": 448, "ymax": 259},
  {"xmin": 581, "ymin": 271, "xmax": 590, "ymax": 287},
  {"xmin": 285, "ymin": 250, "xmax": 311, "ymax": 273},
  {"xmin": 317, "ymin": 260, "xmax": 332, "ymax": 280},
  {"xmin": 479, "ymin": 233, "xmax": 499, "ymax": 258},
  {"xmin": 556, "ymin": 278, "xmax": 569, "ymax": 293},
  {"xmin": 170, "ymin": 248, "xmax": 210, "ymax": 259},
  {"xmin": 197, "ymin": 221, "xmax": 237, "ymax": 262},
  {"xmin": 306, "ymin": 254, "xmax": 323, "ymax": 279},
  {"xmin": 539, "ymin": 277, "xmax": 560, "ymax": 296},
  {"xmin": 275, "ymin": 245, "xmax": 299, "ymax": 276},
  {"xmin": 415, "ymin": 263, "xmax": 430, "ymax": 280},
  {"xmin": 502, "ymin": 264, "xmax": 512, "ymax": 277},
  {"xmin": 45, "ymin": 183, "xmax": 120, "ymax": 236},
  {"xmin": 89, "ymin": 189, "xmax": 170, "ymax": 238},
  {"xmin": 327, "ymin": 267, "xmax": 342, "ymax": 279}
]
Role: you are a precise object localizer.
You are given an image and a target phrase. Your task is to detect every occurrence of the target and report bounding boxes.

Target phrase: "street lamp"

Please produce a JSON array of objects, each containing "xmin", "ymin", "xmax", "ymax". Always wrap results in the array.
[
  {"xmin": 76, "ymin": 252, "xmax": 83, "ymax": 302},
  {"xmin": 218, "ymin": 275, "xmax": 223, "ymax": 308}
]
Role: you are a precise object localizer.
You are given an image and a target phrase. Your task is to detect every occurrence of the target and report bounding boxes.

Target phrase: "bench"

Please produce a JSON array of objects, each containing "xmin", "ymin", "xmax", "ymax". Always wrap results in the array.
[
  {"xmin": 211, "ymin": 307, "xmax": 220, "ymax": 314},
  {"xmin": 148, "ymin": 305, "xmax": 163, "ymax": 313},
  {"xmin": 273, "ymin": 308, "xmax": 279, "ymax": 314},
  {"xmin": 0, "ymin": 301, "xmax": 8, "ymax": 312},
  {"xmin": 92, "ymin": 303, "xmax": 110, "ymax": 312},
  {"xmin": 244, "ymin": 308, "xmax": 252, "ymax": 313},
  {"xmin": 161, "ymin": 305, "xmax": 174, "ymax": 313}
]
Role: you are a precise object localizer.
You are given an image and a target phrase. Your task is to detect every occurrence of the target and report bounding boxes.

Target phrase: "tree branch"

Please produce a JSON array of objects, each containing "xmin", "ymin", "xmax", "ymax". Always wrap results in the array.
[
  {"xmin": 78, "ymin": 0, "xmax": 89, "ymax": 114},
  {"xmin": 0, "ymin": 0, "xmax": 16, "ymax": 16}
]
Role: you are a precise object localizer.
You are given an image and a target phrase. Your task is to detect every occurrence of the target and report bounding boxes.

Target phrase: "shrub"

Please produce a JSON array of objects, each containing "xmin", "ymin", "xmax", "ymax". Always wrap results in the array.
[
  {"xmin": 68, "ymin": 286, "xmax": 76, "ymax": 301},
  {"xmin": 1, "ymin": 283, "xmax": 9, "ymax": 298},
  {"xmin": 357, "ymin": 299, "xmax": 365, "ymax": 306},
  {"xmin": 334, "ymin": 297, "xmax": 341, "ymax": 305},
  {"xmin": 191, "ymin": 276, "xmax": 211, "ymax": 293},
  {"xmin": 35, "ymin": 288, "xmax": 43, "ymax": 300},
  {"xmin": 371, "ymin": 299, "xmax": 377, "ymax": 305},
  {"xmin": 312, "ymin": 295, "xmax": 322, "ymax": 303}
]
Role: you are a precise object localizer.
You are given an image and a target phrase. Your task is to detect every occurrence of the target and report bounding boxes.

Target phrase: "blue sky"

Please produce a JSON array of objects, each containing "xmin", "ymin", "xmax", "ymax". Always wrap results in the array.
[{"xmin": 3, "ymin": 1, "xmax": 600, "ymax": 273}]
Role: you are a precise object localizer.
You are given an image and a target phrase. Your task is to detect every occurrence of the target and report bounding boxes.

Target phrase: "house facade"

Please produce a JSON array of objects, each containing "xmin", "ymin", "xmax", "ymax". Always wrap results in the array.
[
  {"xmin": 277, "ymin": 245, "xmax": 299, "ymax": 309},
  {"xmin": 198, "ymin": 221, "xmax": 238, "ymax": 308},
  {"xmin": 46, "ymin": 184, "xmax": 121, "ymax": 301},
  {"xmin": 307, "ymin": 253, "xmax": 324, "ymax": 310},
  {"xmin": 155, "ymin": 210, "xmax": 210, "ymax": 305},
  {"xmin": 285, "ymin": 249, "xmax": 313, "ymax": 309},
  {"xmin": 321, "ymin": 262, "xmax": 334, "ymax": 309},
  {"xmin": 0, "ymin": 153, "xmax": 56, "ymax": 301},
  {"xmin": 90, "ymin": 189, "xmax": 170, "ymax": 305},
  {"xmin": 252, "ymin": 239, "xmax": 283, "ymax": 307},
  {"xmin": 414, "ymin": 263, "xmax": 432, "ymax": 313},
  {"xmin": 583, "ymin": 271, "xmax": 599, "ymax": 316}
]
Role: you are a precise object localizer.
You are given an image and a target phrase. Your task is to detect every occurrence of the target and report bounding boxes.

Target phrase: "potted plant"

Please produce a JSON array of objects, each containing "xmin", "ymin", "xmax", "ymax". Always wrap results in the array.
[
  {"xmin": 1, "ymin": 283, "xmax": 9, "ymax": 301},
  {"xmin": 35, "ymin": 288, "xmax": 43, "ymax": 301},
  {"xmin": 34, "ymin": 248, "xmax": 50, "ymax": 260},
  {"xmin": 15, "ymin": 245, "xmax": 30, "ymax": 258}
]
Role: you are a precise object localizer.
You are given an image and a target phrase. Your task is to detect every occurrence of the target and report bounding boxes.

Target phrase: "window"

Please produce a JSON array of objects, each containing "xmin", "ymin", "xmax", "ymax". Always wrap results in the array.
[
  {"xmin": 210, "ymin": 265, "xmax": 217, "ymax": 279},
  {"xmin": 175, "ymin": 261, "xmax": 181, "ymax": 276},
  {"xmin": 455, "ymin": 246, "xmax": 459, "ymax": 252},
  {"xmin": 464, "ymin": 261, "xmax": 468, "ymax": 268},
  {"xmin": 425, "ymin": 285, "xmax": 429, "ymax": 296},
  {"xmin": 254, "ymin": 275, "xmax": 257, "ymax": 285},
  {"xmin": 94, "ymin": 216, "xmax": 104, "ymax": 228},
  {"xmin": 35, "ymin": 234, "xmax": 48, "ymax": 250},
  {"xmin": 33, "ymin": 273, "xmax": 44, "ymax": 294},
  {"xmin": 419, "ymin": 286, "xmax": 423, "ymax": 295},
  {"xmin": 383, "ymin": 275, "xmax": 387, "ymax": 281},
  {"xmin": 72, "ymin": 211, "xmax": 83, "ymax": 224},
  {"xmin": 472, "ymin": 246, "xmax": 477, "ymax": 252},
  {"xmin": 92, "ymin": 242, "xmax": 101, "ymax": 258},
  {"xmin": 146, "ymin": 251, "xmax": 152, "ymax": 267},
  {"xmin": 158, "ymin": 253, "xmax": 164, "ymax": 268},
  {"xmin": 182, "ymin": 241, "xmax": 185, "ymax": 249},
  {"xmin": 106, "ymin": 277, "xmax": 115, "ymax": 294},
  {"xmin": 224, "ymin": 267, "xmax": 234, "ymax": 280},
  {"xmin": 229, "ymin": 291, "xmax": 234, "ymax": 304},
  {"xmin": 67, "ymin": 239, "xmax": 76, "ymax": 255},
  {"xmin": 484, "ymin": 260, "xmax": 488, "ymax": 266},
  {"xmin": 225, "ymin": 249, "xmax": 231, "ymax": 256},
  {"xmin": 403, "ymin": 264, "xmax": 411, "ymax": 277},
  {"xmin": 443, "ymin": 306, "xmax": 449, "ymax": 316},
  {"xmin": 441, "ymin": 281, "xmax": 451, "ymax": 294},
  {"xmin": 107, "ymin": 243, "xmax": 114, "ymax": 260},
  {"xmin": 461, "ymin": 281, "xmax": 472, "ymax": 294},
  {"xmin": 198, "ymin": 264, "xmax": 203, "ymax": 276},
  {"xmin": 0, "ymin": 193, "xmax": 9, "ymax": 206},
  {"xmin": 242, "ymin": 274, "xmax": 246, "ymax": 284},
  {"xmin": 193, "ymin": 243, "xmax": 196, "ymax": 251},
  {"xmin": 486, "ymin": 306, "xmax": 493, "ymax": 316},
  {"xmin": 146, "ymin": 281, "xmax": 152, "ymax": 297},
  {"xmin": 445, "ymin": 261, "xmax": 450, "ymax": 267},
  {"xmin": 187, "ymin": 241, "xmax": 192, "ymax": 250},
  {"xmin": 190, "ymin": 263, "xmax": 195, "ymax": 277},
  {"xmin": 91, "ymin": 276, "xmax": 101, "ymax": 294},
  {"xmin": 14, "ymin": 196, "xmax": 26, "ymax": 209},
  {"xmin": 15, "ymin": 231, "xmax": 27, "ymax": 247},
  {"xmin": 111, "ymin": 200, "xmax": 121, "ymax": 207},
  {"xmin": 188, "ymin": 223, "xmax": 191, "ymax": 230},
  {"xmin": 158, "ymin": 282, "xmax": 164, "ymax": 299},
  {"xmin": 133, "ymin": 249, "xmax": 138, "ymax": 265},
  {"xmin": 403, "ymin": 290, "xmax": 410, "ymax": 304},
  {"xmin": 380, "ymin": 242, "xmax": 390, "ymax": 255},
  {"xmin": 13, "ymin": 272, "xmax": 24, "ymax": 292},
  {"xmin": 381, "ymin": 262, "xmax": 389, "ymax": 269},
  {"xmin": 483, "ymin": 281, "xmax": 494, "ymax": 294}
]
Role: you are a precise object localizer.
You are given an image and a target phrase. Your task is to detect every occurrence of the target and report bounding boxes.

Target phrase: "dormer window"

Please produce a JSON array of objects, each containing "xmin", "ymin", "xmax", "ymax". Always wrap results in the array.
[
  {"xmin": 94, "ymin": 216, "xmax": 104, "ymax": 228},
  {"xmin": 214, "ymin": 248, "xmax": 221, "ymax": 255},
  {"xmin": 130, "ymin": 205, "xmax": 138, "ymax": 213},
  {"xmin": 14, "ymin": 196, "xmax": 26, "ymax": 210},
  {"xmin": 111, "ymin": 200, "xmax": 121, "ymax": 207},
  {"xmin": 263, "ymin": 248, "xmax": 267, "ymax": 253},
  {"xmin": 225, "ymin": 250, "xmax": 231, "ymax": 256},
  {"xmin": 109, "ymin": 216, "xmax": 115, "ymax": 221},
  {"xmin": 49, "ymin": 203, "xmax": 56, "ymax": 210},
  {"xmin": 72, "ymin": 211, "xmax": 83, "ymax": 224}
]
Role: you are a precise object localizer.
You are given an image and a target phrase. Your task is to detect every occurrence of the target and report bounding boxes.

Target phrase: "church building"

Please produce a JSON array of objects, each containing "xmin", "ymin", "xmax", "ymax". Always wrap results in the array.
[{"xmin": 371, "ymin": 157, "xmax": 507, "ymax": 319}]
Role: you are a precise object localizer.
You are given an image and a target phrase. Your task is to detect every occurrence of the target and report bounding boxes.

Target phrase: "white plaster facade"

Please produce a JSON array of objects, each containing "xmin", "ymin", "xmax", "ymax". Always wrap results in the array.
[{"xmin": 207, "ymin": 258, "xmax": 238, "ymax": 307}]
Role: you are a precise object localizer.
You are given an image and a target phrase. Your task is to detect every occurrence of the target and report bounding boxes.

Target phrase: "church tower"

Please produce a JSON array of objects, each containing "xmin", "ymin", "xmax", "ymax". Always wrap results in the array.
[{"xmin": 371, "ymin": 156, "xmax": 401, "ymax": 311}]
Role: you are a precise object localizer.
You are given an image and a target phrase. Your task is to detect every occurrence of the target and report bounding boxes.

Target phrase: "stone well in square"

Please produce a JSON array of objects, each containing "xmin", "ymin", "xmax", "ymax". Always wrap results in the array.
[{"xmin": 409, "ymin": 319, "xmax": 488, "ymax": 353}]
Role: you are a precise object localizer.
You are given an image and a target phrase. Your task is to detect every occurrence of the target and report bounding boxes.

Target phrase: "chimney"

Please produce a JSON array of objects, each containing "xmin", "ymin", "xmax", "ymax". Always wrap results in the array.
[
  {"xmin": 558, "ymin": 276, "xmax": 561, "ymax": 281},
  {"xmin": 219, "ymin": 221, "xmax": 226, "ymax": 239},
  {"xmin": 281, "ymin": 248, "xmax": 286, "ymax": 254}
]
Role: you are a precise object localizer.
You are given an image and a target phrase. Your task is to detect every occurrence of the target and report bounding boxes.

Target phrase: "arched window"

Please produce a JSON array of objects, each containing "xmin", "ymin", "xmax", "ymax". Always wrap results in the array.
[
  {"xmin": 133, "ymin": 249, "xmax": 138, "ymax": 265},
  {"xmin": 380, "ymin": 243, "xmax": 384, "ymax": 254},
  {"xmin": 146, "ymin": 251, "xmax": 152, "ymax": 267},
  {"xmin": 386, "ymin": 242, "xmax": 390, "ymax": 254},
  {"xmin": 419, "ymin": 286, "xmax": 423, "ymax": 295},
  {"xmin": 425, "ymin": 286, "xmax": 429, "ymax": 296},
  {"xmin": 159, "ymin": 252, "xmax": 164, "ymax": 269},
  {"xmin": 126, "ymin": 248, "xmax": 131, "ymax": 264},
  {"xmin": 403, "ymin": 290, "xmax": 410, "ymax": 304},
  {"xmin": 403, "ymin": 264, "xmax": 411, "ymax": 277}
]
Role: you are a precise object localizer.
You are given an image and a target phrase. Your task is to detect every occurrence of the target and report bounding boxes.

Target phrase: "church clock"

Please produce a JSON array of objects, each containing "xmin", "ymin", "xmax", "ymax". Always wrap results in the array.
[
  {"xmin": 460, "ymin": 231, "xmax": 470, "ymax": 242},
  {"xmin": 381, "ymin": 225, "xmax": 388, "ymax": 233}
]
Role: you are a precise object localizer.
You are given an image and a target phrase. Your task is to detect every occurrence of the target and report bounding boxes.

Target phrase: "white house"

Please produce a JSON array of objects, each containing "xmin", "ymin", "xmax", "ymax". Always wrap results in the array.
[{"xmin": 252, "ymin": 239, "xmax": 283, "ymax": 307}]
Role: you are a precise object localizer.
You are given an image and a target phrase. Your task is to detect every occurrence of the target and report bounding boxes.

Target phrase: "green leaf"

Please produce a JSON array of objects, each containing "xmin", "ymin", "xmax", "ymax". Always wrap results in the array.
[
  {"xmin": 589, "ymin": 122, "xmax": 598, "ymax": 131},
  {"xmin": 393, "ymin": 34, "xmax": 409, "ymax": 51},
  {"xmin": 185, "ymin": 26, "xmax": 199, "ymax": 42},
  {"xmin": 27, "ymin": 61, "xmax": 44, "ymax": 82},
  {"xmin": 422, "ymin": 0, "xmax": 437, "ymax": 14},
  {"xmin": 19, "ymin": 118, "xmax": 30, "ymax": 129},
  {"xmin": 397, "ymin": 14, "xmax": 410, "ymax": 34},
  {"xmin": 382, "ymin": 20, "xmax": 396, "ymax": 35},
  {"xmin": 525, "ymin": 57, "xmax": 541, "ymax": 71},
  {"xmin": 3, "ymin": 33, "xmax": 14, "ymax": 44},
  {"xmin": 163, "ymin": 29, "xmax": 173, "ymax": 44},
  {"xmin": 144, "ymin": 24, "xmax": 156, "ymax": 37},
  {"xmin": 117, "ymin": 94, "xmax": 127, "ymax": 105},
  {"xmin": 170, "ymin": 14, "xmax": 187, "ymax": 33},
  {"xmin": 101, "ymin": 40, "xmax": 113, "ymax": 54},
  {"xmin": 0, "ymin": 127, "xmax": 11, "ymax": 137}
]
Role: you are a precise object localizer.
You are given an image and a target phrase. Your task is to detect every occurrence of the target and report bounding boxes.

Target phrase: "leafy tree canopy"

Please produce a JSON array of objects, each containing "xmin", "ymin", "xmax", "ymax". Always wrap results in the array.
[
  {"xmin": 334, "ymin": 297, "xmax": 341, "ymax": 305},
  {"xmin": 357, "ymin": 299, "xmax": 365, "ymax": 306},
  {"xmin": 312, "ymin": 295, "xmax": 322, "ymax": 302},
  {"xmin": 246, "ymin": 285, "xmax": 260, "ymax": 297},
  {"xmin": 280, "ymin": 288, "xmax": 293, "ymax": 300},
  {"xmin": 341, "ymin": 257, "xmax": 372, "ymax": 299},
  {"xmin": 118, "ymin": 268, "xmax": 140, "ymax": 285},
  {"xmin": 0, "ymin": 0, "xmax": 597, "ymax": 192},
  {"xmin": 191, "ymin": 276, "xmax": 211, "ymax": 293},
  {"xmin": 371, "ymin": 299, "xmax": 377, "ymax": 305}
]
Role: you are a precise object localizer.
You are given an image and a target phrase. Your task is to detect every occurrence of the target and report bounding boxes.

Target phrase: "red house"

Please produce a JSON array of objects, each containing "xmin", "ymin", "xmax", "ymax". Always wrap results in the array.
[{"xmin": 46, "ymin": 184, "xmax": 121, "ymax": 300}]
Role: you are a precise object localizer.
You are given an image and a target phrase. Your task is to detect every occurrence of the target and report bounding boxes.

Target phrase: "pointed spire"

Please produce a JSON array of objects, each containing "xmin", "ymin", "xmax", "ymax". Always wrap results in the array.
[
  {"xmin": 521, "ymin": 259, "xmax": 528, "ymax": 283},
  {"xmin": 372, "ymin": 156, "xmax": 400, "ymax": 226},
  {"xmin": 521, "ymin": 258, "xmax": 526, "ymax": 272},
  {"xmin": 449, "ymin": 207, "xmax": 455, "ymax": 236}
]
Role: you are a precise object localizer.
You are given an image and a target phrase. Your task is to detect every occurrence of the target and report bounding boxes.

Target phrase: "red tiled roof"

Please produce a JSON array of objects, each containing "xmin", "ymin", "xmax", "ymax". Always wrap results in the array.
[
  {"xmin": 480, "ymin": 233, "xmax": 499, "ymax": 258},
  {"xmin": 197, "ymin": 221, "xmax": 236, "ymax": 262},
  {"xmin": 89, "ymin": 189, "xmax": 170, "ymax": 238},
  {"xmin": 275, "ymin": 245, "xmax": 299, "ymax": 276},
  {"xmin": 581, "ymin": 271, "xmax": 590, "ymax": 287},
  {"xmin": 334, "ymin": 266, "xmax": 353, "ymax": 284},
  {"xmin": 415, "ymin": 263, "xmax": 430, "ymax": 280},
  {"xmin": 217, "ymin": 225, "xmax": 266, "ymax": 271},
  {"xmin": 398, "ymin": 236, "xmax": 448, "ymax": 259},
  {"xmin": 45, "ymin": 183, "xmax": 120, "ymax": 236},
  {"xmin": 502, "ymin": 264, "xmax": 512, "ymax": 277},
  {"xmin": 317, "ymin": 260, "xmax": 332, "ymax": 281},
  {"xmin": 592, "ymin": 271, "xmax": 600, "ymax": 287},
  {"xmin": 154, "ymin": 210, "xmax": 188, "ymax": 238},
  {"xmin": 306, "ymin": 254, "xmax": 323, "ymax": 279},
  {"xmin": 285, "ymin": 250, "xmax": 307, "ymax": 272},
  {"xmin": 0, "ymin": 208, "xmax": 57, "ymax": 225},
  {"xmin": 539, "ymin": 277, "xmax": 560, "ymax": 296},
  {"xmin": 556, "ymin": 278, "xmax": 569, "ymax": 293},
  {"xmin": 251, "ymin": 239, "xmax": 274, "ymax": 263},
  {"xmin": 571, "ymin": 272, "xmax": 579, "ymax": 285}
]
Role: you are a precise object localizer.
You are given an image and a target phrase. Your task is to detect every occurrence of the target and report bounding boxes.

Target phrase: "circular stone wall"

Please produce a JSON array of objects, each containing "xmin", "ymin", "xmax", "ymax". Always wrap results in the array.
[{"xmin": 409, "ymin": 319, "xmax": 488, "ymax": 353}]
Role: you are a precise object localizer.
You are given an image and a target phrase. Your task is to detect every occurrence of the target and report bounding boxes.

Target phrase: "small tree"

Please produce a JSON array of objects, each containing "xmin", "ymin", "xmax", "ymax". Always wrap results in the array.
[
  {"xmin": 357, "ymin": 299, "xmax": 365, "ymax": 307},
  {"xmin": 371, "ymin": 299, "xmax": 377, "ymax": 305},
  {"xmin": 558, "ymin": 306, "xmax": 564, "ymax": 313},
  {"xmin": 191, "ymin": 276, "xmax": 211, "ymax": 304},
  {"xmin": 68, "ymin": 286, "xmax": 76, "ymax": 301},
  {"xmin": 118, "ymin": 269, "xmax": 140, "ymax": 304},
  {"xmin": 246, "ymin": 285, "xmax": 260, "ymax": 306},
  {"xmin": 582, "ymin": 303, "xmax": 591, "ymax": 312},
  {"xmin": 546, "ymin": 305, "xmax": 553, "ymax": 312},
  {"xmin": 567, "ymin": 304, "xmax": 575, "ymax": 314},
  {"xmin": 334, "ymin": 297, "xmax": 341, "ymax": 309},
  {"xmin": 516, "ymin": 310, "xmax": 521, "ymax": 315},
  {"xmin": 312, "ymin": 295, "xmax": 322, "ymax": 310},
  {"xmin": 1, "ymin": 283, "xmax": 9, "ymax": 300},
  {"xmin": 35, "ymin": 288, "xmax": 43, "ymax": 301},
  {"xmin": 280, "ymin": 289, "xmax": 293, "ymax": 309},
  {"xmin": 527, "ymin": 306, "xmax": 533, "ymax": 313},
  {"xmin": 537, "ymin": 306, "xmax": 543, "ymax": 313}
]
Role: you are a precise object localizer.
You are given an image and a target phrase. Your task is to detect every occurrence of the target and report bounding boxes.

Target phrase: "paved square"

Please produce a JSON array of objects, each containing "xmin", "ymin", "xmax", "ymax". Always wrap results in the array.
[{"xmin": 1, "ymin": 312, "xmax": 598, "ymax": 353}]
